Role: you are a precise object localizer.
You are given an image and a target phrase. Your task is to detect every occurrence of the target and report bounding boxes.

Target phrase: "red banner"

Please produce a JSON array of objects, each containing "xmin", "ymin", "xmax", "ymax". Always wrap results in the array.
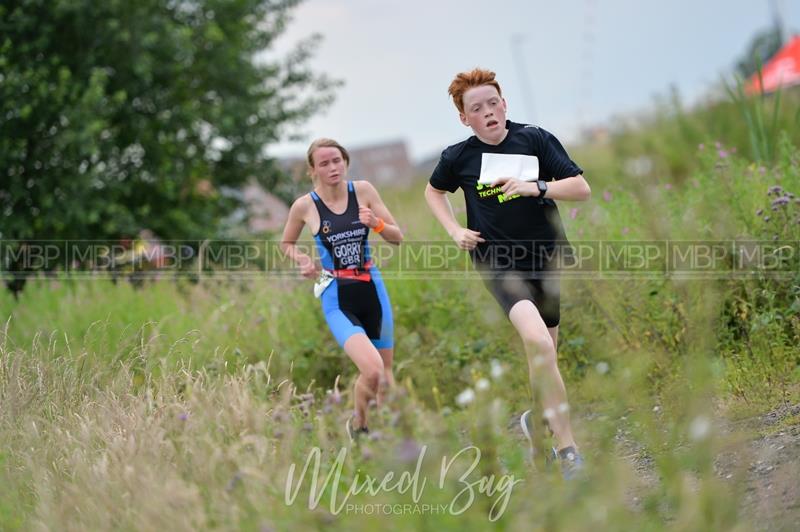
[{"xmin": 747, "ymin": 36, "xmax": 800, "ymax": 94}]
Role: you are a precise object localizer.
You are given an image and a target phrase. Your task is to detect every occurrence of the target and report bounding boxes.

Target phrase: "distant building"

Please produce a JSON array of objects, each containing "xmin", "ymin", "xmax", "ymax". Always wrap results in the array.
[
  {"xmin": 579, "ymin": 126, "xmax": 610, "ymax": 144},
  {"xmin": 242, "ymin": 181, "xmax": 289, "ymax": 233},
  {"xmin": 414, "ymin": 152, "xmax": 443, "ymax": 179},
  {"xmin": 279, "ymin": 156, "xmax": 308, "ymax": 183},
  {"xmin": 348, "ymin": 140, "xmax": 414, "ymax": 185}
]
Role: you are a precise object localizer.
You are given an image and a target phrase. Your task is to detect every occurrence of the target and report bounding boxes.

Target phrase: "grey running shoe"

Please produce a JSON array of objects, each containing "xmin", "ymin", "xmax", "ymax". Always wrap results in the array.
[
  {"xmin": 554, "ymin": 446, "xmax": 585, "ymax": 480},
  {"xmin": 345, "ymin": 416, "xmax": 369, "ymax": 443}
]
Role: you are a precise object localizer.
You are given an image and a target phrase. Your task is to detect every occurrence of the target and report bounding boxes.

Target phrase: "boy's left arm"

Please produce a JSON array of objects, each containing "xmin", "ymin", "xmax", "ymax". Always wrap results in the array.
[
  {"xmin": 494, "ymin": 174, "xmax": 590, "ymax": 202},
  {"xmin": 526, "ymin": 127, "xmax": 591, "ymax": 202},
  {"xmin": 540, "ymin": 175, "xmax": 591, "ymax": 201}
]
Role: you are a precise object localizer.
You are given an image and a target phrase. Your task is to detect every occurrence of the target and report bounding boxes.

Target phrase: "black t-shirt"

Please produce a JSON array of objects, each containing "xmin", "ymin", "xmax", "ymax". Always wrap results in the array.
[{"xmin": 429, "ymin": 120, "xmax": 583, "ymax": 271}]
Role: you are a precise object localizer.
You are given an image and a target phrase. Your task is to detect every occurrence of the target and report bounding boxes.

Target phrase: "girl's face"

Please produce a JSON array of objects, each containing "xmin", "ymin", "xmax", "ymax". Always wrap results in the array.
[{"xmin": 310, "ymin": 147, "xmax": 347, "ymax": 186}]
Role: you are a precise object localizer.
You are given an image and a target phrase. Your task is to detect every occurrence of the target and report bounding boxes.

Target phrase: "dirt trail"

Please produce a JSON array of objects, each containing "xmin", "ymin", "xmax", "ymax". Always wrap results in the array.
[
  {"xmin": 510, "ymin": 403, "xmax": 800, "ymax": 530},
  {"xmin": 727, "ymin": 403, "xmax": 800, "ymax": 531},
  {"xmin": 620, "ymin": 403, "xmax": 800, "ymax": 530}
]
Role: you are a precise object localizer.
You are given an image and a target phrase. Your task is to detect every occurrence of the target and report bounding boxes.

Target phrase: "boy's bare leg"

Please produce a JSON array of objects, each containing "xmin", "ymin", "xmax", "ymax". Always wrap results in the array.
[{"xmin": 509, "ymin": 300, "xmax": 576, "ymax": 452}]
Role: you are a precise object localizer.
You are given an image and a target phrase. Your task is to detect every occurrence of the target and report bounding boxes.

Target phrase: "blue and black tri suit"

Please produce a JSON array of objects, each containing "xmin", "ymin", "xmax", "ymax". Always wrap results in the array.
[{"xmin": 311, "ymin": 181, "xmax": 393, "ymax": 349}]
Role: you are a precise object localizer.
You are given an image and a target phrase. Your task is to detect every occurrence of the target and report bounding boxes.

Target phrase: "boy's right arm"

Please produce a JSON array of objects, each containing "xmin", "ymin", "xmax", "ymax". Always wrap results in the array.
[{"xmin": 424, "ymin": 183, "xmax": 484, "ymax": 250}]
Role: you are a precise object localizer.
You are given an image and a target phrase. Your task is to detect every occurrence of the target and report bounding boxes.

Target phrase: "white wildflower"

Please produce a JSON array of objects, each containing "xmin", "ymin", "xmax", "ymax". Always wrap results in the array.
[
  {"xmin": 490, "ymin": 359, "xmax": 504, "ymax": 379},
  {"xmin": 455, "ymin": 388, "xmax": 475, "ymax": 406}
]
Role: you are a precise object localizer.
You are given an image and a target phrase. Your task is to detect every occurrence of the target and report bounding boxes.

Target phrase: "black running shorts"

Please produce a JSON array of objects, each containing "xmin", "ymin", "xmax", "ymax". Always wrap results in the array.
[{"xmin": 479, "ymin": 269, "xmax": 561, "ymax": 327}]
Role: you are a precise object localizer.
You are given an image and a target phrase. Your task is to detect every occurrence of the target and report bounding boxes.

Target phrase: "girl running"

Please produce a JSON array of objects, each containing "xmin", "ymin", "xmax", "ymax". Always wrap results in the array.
[{"xmin": 280, "ymin": 138, "xmax": 403, "ymax": 440}]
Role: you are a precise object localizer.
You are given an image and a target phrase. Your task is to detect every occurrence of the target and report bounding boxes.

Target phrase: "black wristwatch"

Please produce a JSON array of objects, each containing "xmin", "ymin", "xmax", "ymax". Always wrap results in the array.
[{"xmin": 536, "ymin": 180, "xmax": 548, "ymax": 201}]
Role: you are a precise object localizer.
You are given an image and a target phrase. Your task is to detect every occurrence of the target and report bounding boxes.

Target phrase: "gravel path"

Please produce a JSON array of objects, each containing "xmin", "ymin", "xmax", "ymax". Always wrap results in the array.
[{"xmin": 510, "ymin": 403, "xmax": 800, "ymax": 529}]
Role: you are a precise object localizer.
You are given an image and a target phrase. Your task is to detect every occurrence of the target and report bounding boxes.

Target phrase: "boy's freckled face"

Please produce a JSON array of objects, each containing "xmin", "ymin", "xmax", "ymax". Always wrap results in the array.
[{"xmin": 460, "ymin": 85, "xmax": 508, "ymax": 143}]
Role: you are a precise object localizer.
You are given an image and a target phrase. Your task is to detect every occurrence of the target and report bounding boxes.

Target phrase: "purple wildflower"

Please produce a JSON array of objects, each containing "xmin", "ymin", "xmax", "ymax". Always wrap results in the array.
[
  {"xmin": 179, "ymin": 412, "xmax": 189, "ymax": 421},
  {"xmin": 767, "ymin": 185, "xmax": 783, "ymax": 196},
  {"xmin": 664, "ymin": 183, "xmax": 673, "ymax": 190},
  {"xmin": 225, "ymin": 472, "xmax": 242, "ymax": 492},
  {"xmin": 718, "ymin": 149, "xmax": 729, "ymax": 159},
  {"xmin": 395, "ymin": 438, "xmax": 422, "ymax": 464},
  {"xmin": 764, "ymin": 216, "xmax": 771, "ymax": 222},
  {"xmin": 326, "ymin": 389, "xmax": 342, "ymax": 405},
  {"xmin": 772, "ymin": 196, "xmax": 790, "ymax": 208},
  {"xmin": 698, "ymin": 143, "xmax": 705, "ymax": 150},
  {"xmin": 756, "ymin": 208, "xmax": 763, "ymax": 216},
  {"xmin": 360, "ymin": 446, "xmax": 374, "ymax": 460},
  {"xmin": 603, "ymin": 190, "xmax": 612, "ymax": 202},
  {"xmin": 622, "ymin": 227, "xmax": 630, "ymax": 235},
  {"xmin": 299, "ymin": 393, "xmax": 314, "ymax": 404},
  {"xmin": 569, "ymin": 207, "xmax": 579, "ymax": 220}
]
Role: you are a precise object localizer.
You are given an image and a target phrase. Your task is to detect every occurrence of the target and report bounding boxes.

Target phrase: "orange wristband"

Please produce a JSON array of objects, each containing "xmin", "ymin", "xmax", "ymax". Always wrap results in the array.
[{"xmin": 373, "ymin": 218, "xmax": 386, "ymax": 233}]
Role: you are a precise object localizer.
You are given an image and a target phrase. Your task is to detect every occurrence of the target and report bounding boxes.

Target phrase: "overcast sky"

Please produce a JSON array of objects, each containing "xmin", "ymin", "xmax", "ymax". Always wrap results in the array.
[{"xmin": 267, "ymin": 0, "xmax": 799, "ymax": 161}]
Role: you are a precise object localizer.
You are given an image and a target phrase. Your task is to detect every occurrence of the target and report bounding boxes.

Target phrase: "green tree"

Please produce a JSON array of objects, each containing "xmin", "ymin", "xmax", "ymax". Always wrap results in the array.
[{"xmin": 0, "ymin": 0, "xmax": 337, "ymax": 245}]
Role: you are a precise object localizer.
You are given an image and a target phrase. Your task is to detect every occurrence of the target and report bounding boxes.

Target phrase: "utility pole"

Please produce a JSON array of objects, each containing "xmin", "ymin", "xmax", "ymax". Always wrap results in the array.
[
  {"xmin": 510, "ymin": 34, "xmax": 537, "ymax": 125},
  {"xmin": 769, "ymin": 0, "xmax": 786, "ymax": 44},
  {"xmin": 578, "ymin": 0, "xmax": 597, "ymax": 134}
]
